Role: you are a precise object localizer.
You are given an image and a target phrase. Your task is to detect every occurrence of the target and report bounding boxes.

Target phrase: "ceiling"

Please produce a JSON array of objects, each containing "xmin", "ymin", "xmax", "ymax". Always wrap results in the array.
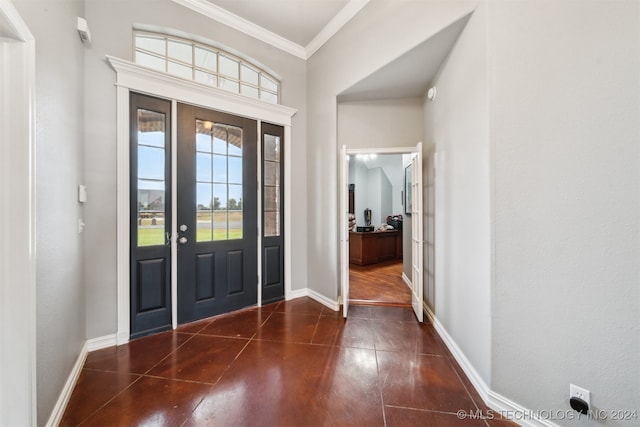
[
  {"xmin": 338, "ymin": 14, "xmax": 471, "ymax": 102},
  {"xmin": 205, "ymin": 0, "xmax": 349, "ymax": 47},
  {"xmin": 178, "ymin": 1, "xmax": 471, "ymax": 101}
]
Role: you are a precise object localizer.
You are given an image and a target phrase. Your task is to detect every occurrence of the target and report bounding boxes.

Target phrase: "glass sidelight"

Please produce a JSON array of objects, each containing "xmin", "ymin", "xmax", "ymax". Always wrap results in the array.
[
  {"xmin": 136, "ymin": 109, "xmax": 167, "ymax": 247},
  {"xmin": 261, "ymin": 123, "xmax": 285, "ymax": 304},
  {"xmin": 263, "ymin": 133, "xmax": 281, "ymax": 237}
]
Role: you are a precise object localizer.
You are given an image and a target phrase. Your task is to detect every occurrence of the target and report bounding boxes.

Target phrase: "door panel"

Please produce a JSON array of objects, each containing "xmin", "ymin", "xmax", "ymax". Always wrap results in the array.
[
  {"xmin": 340, "ymin": 145, "xmax": 349, "ymax": 317},
  {"xmin": 177, "ymin": 104, "xmax": 257, "ymax": 323},
  {"xmin": 411, "ymin": 143, "xmax": 424, "ymax": 322},
  {"xmin": 261, "ymin": 123, "xmax": 285, "ymax": 304},
  {"xmin": 130, "ymin": 93, "xmax": 172, "ymax": 339}
]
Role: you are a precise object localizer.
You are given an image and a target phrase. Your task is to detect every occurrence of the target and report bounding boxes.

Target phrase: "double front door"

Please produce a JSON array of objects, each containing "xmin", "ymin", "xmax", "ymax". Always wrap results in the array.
[{"xmin": 130, "ymin": 93, "xmax": 284, "ymax": 338}]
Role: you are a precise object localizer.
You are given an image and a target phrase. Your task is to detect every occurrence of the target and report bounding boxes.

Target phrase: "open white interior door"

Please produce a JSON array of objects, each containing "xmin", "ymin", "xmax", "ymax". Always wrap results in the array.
[
  {"xmin": 411, "ymin": 143, "xmax": 424, "ymax": 321},
  {"xmin": 340, "ymin": 145, "xmax": 349, "ymax": 317}
]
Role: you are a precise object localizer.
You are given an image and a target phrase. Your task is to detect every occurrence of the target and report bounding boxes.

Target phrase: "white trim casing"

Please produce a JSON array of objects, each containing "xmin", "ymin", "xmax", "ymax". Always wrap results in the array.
[
  {"xmin": 116, "ymin": 85, "xmax": 131, "ymax": 345},
  {"xmin": 0, "ymin": 1, "xmax": 37, "ymax": 425},
  {"xmin": 257, "ymin": 121, "xmax": 263, "ymax": 307},
  {"xmin": 109, "ymin": 56, "xmax": 296, "ymax": 342},
  {"xmin": 283, "ymin": 125, "xmax": 293, "ymax": 300}
]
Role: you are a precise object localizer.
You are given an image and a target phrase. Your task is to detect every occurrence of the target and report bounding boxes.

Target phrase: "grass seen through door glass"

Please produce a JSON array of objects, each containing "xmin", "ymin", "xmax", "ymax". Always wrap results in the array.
[{"xmin": 138, "ymin": 228, "xmax": 241, "ymax": 246}]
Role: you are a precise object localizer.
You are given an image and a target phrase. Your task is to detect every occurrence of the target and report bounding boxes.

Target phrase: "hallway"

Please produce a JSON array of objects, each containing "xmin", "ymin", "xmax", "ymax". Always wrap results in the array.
[{"xmin": 61, "ymin": 298, "xmax": 514, "ymax": 426}]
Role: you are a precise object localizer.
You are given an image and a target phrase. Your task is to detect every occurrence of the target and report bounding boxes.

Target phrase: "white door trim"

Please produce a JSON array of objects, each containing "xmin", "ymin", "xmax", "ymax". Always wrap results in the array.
[
  {"xmin": 0, "ymin": 0, "xmax": 37, "ymax": 424},
  {"xmin": 340, "ymin": 145, "xmax": 422, "ymax": 315},
  {"xmin": 108, "ymin": 57, "xmax": 297, "ymax": 343}
]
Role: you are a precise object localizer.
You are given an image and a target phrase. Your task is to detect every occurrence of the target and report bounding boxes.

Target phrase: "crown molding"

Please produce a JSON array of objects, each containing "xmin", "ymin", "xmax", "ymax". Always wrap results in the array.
[
  {"xmin": 305, "ymin": 0, "xmax": 369, "ymax": 58},
  {"xmin": 172, "ymin": 0, "xmax": 307, "ymax": 59},
  {"xmin": 171, "ymin": 0, "xmax": 369, "ymax": 60}
]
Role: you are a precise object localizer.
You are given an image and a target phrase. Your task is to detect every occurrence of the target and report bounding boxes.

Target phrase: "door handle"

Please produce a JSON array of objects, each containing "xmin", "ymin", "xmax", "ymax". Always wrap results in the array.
[{"xmin": 178, "ymin": 236, "xmax": 188, "ymax": 245}]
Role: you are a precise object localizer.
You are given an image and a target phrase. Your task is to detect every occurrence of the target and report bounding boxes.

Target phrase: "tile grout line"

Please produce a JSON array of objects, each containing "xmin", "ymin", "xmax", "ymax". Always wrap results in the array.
[{"xmin": 75, "ymin": 372, "xmax": 144, "ymax": 426}]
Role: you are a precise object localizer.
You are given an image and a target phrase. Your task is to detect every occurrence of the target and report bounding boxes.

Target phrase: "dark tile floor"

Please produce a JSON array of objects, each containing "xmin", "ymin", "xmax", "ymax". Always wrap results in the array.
[{"xmin": 61, "ymin": 298, "xmax": 516, "ymax": 426}]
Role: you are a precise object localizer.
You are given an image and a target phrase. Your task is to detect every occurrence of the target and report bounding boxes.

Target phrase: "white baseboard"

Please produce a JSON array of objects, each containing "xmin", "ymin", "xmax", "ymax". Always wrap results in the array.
[
  {"xmin": 307, "ymin": 288, "xmax": 339, "ymax": 311},
  {"xmin": 401, "ymin": 272, "xmax": 411, "ymax": 289},
  {"xmin": 423, "ymin": 305, "xmax": 558, "ymax": 427},
  {"xmin": 87, "ymin": 334, "xmax": 117, "ymax": 352},
  {"xmin": 44, "ymin": 341, "xmax": 88, "ymax": 427},
  {"xmin": 287, "ymin": 287, "xmax": 308, "ymax": 300}
]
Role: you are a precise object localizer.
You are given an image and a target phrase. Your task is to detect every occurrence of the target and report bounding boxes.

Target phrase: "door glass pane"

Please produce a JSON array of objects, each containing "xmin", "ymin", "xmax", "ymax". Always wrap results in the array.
[
  {"xmin": 196, "ymin": 119, "xmax": 243, "ymax": 242},
  {"xmin": 137, "ymin": 109, "xmax": 166, "ymax": 247},
  {"xmin": 264, "ymin": 212, "xmax": 279, "ymax": 237},
  {"xmin": 228, "ymin": 156, "xmax": 242, "ymax": 184},
  {"xmin": 264, "ymin": 160, "xmax": 280, "ymax": 186},
  {"xmin": 196, "ymin": 183, "xmax": 213, "ymax": 242},
  {"xmin": 196, "ymin": 121, "xmax": 213, "ymax": 152},
  {"xmin": 263, "ymin": 133, "xmax": 281, "ymax": 238},
  {"xmin": 264, "ymin": 134, "xmax": 280, "ymax": 162},
  {"xmin": 196, "ymin": 153, "xmax": 212, "ymax": 182},
  {"xmin": 264, "ymin": 186, "xmax": 279, "ymax": 211}
]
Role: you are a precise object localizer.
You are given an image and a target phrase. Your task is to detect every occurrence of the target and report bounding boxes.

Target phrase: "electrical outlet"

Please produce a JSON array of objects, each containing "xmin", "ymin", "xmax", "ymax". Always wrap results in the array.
[{"xmin": 570, "ymin": 384, "xmax": 590, "ymax": 406}]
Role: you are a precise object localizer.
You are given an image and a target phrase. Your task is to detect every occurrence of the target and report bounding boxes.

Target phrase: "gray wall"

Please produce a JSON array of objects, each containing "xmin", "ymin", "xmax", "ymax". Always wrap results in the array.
[
  {"xmin": 83, "ymin": 0, "xmax": 308, "ymax": 338},
  {"xmin": 13, "ymin": 0, "xmax": 87, "ymax": 423},
  {"xmin": 489, "ymin": 1, "xmax": 639, "ymax": 422},
  {"xmin": 423, "ymin": 2, "xmax": 492, "ymax": 384}
]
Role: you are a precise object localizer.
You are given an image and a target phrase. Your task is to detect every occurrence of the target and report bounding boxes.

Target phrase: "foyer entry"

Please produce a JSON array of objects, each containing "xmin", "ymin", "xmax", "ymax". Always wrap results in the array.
[{"xmin": 130, "ymin": 93, "xmax": 284, "ymax": 338}]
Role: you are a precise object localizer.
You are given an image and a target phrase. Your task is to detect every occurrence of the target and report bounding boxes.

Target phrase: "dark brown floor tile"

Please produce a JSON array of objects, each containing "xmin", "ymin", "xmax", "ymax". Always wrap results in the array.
[
  {"xmin": 385, "ymin": 406, "xmax": 488, "ymax": 427},
  {"xmin": 176, "ymin": 317, "xmax": 213, "ymax": 334},
  {"xmin": 368, "ymin": 305, "xmax": 417, "ymax": 321},
  {"xmin": 274, "ymin": 297, "xmax": 326, "ymax": 316},
  {"xmin": 59, "ymin": 369, "xmax": 139, "ymax": 426},
  {"xmin": 198, "ymin": 307, "xmax": 271, "ymax": 338},
  {"xmin": 312, "ymin": 315, "xmax": 345, "ymax": 346},
  {"xmin": 377, "ymin": 351, "xmax": 477, "ymax": 413},
  {"xmin": 84, "ymin": 331, "xmax": 192, "ymax": 374},
  {"xmin": 321, "ymin": 305, "xmax": 343, "ymax": 318},
  {"xmin": 185, "ymin": 341, "xmax": 382, "ymax": 426},
  {"xmin": 372, "ymin": 319, "xmax": 447, "ymax": 356},
  {"xmin": 335, "ymin": 317, "xmax": 376, "ymax": 349},
  {"xmin": 486, "ymin": 416, "xmax": 520, "ymax": 426},
  {"xmin": 146, "ymin": 335, "xmax": 249, "ymax": 383},
  {"xmin": 255, "ymin": 311, "xmax": 319, "ymax": 343},
  {"xmin": 80, "ymin": 376, "xmax": 211, "ymax": 427},
  {"xmin": 259, "ymin": 300, "xmax": 282, "ymax": 311},
  {"xmin": 347, "ymin": 304, "xmax": 373, "ymax": 318},
  {"xmin": 445, "ymin": 351, "xmax": 487, "ymax": 412}
]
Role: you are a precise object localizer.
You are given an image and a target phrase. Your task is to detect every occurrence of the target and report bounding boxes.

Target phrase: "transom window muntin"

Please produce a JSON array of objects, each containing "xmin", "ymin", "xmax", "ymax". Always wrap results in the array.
[{"xmin": 134, "ymin": 31, "xmax": 280, "ymax": 104}]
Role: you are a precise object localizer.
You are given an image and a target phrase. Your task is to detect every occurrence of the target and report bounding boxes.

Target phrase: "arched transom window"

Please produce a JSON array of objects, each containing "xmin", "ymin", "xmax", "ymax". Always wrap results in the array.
[{"xmin": 134, "ymin": 31, "xmax": 280, "ymax": 104}]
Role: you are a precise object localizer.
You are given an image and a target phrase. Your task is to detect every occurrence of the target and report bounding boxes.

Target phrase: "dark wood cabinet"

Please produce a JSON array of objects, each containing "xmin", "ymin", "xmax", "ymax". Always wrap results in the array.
[{"xmin": 349, "ymin": 230, "xmax": 401, "ymax": 266}]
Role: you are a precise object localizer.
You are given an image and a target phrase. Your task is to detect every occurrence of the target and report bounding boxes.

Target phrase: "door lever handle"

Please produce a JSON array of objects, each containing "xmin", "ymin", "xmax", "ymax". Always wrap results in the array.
[{"xmin": 165, "ymin": 232, "xmax": 172, "ymax": 246}]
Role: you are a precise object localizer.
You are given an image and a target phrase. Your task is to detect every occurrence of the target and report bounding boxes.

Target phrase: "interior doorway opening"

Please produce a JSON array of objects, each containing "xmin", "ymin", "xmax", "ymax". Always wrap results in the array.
[
  {"xmin": 340, "ymin": 145, "xmax": 423, "ymax": 321},
  {"xmin": 346, "ymin": 152, "xmax": 411, "ymax": 307}
]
